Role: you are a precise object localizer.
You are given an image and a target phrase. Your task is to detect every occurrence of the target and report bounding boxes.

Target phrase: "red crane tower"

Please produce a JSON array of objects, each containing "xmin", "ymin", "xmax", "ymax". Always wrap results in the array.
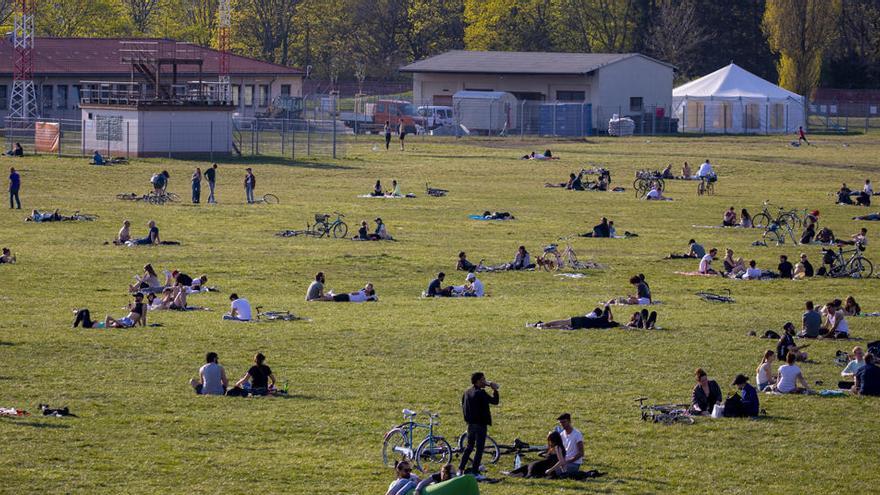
[{"xmin": 10, "ymin": 0, "xmax": 38, "ymax": 121}]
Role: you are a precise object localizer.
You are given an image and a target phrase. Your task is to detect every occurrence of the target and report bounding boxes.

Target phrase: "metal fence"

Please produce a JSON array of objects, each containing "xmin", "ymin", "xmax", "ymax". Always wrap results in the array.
[{"xmin": 808, "ymin": 101, "xmax": 880, "ymax": 133}]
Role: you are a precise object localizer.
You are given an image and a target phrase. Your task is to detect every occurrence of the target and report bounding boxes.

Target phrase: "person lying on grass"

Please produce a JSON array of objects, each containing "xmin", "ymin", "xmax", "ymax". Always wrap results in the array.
[
  {"xmin": 837, "ymin": 227, "xmax": 867, "ymax": 247},
  {"xmin": 229, "ymin": 352, "xmax": 276, "ymax": 397},
  {"xmin": 189, "ymin": 352, "xmax": 228, "ymax": 396},
  {"xmin": 317, "ymin": 283, "xmax": 378, "ymax": 302},
  {"xmin": 150, "ymin": 286, "xmax": 188, "ymax": 310},
  {"xmin": 690, "ymin": 368, "xmax": 722, "ymax": 416},
  {"xmin": 223, "ymin": 293, "xmax": 252, "ymax": 321},
  {"xmin": 521, "ymin": 149, "xmax": 558, "ymax": 160},
  {"xmin": 528, "ymin": 305, "xmax": 618, "ymax": 330},
  {"xmin": 481, "ymin": 211, "xmax": 515, "ymax": 220},
  {"xmin": 456, "ymin": 251, "xmax": 479, "ymax": 272},
  {"xmin": 722, "ymin": 207, "xmax": 738, "ymax": 227},
  {"xmin": 853, "ymin": 212, "xmax": 880, "ymax": 221},
  {"xmin": 645, "ymin": 185, "xmax": 671, "ymax": 201},
  {"xmin": 73, "ymin": 293, "xmax": 147, "ymax": 329},
  {"xmin": 773, "ymin": 352, "xmax": 811, "ymax": 394},
  {"xmin": 25, "ymin": 209, "xmax": 61, "ymax": 222},
  {"xmin": 0, "ymin": 247, "xmax": 15, "ymax": 264},
  {"xmin": 698, "ymin": 248, "xmax": 719, "ymax": 275},
  {"xmin": 626, "ymin": 308, "xmax": 658, "ymax": 329}
]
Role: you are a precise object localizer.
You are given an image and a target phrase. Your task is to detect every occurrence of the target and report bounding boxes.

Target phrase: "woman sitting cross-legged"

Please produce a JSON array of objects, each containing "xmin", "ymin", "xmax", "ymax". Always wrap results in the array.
[
  {"xmin": 228, "ymin": 352, "xmax": 275, "ymax": 397},
  {"xmin": 504, "ymin": 430, "xmax": 568, "ymax": 478}
]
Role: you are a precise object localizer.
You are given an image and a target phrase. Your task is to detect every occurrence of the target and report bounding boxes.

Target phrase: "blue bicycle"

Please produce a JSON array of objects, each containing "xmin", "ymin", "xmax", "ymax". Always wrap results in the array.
[{"xmin": 382, "ymin": 409, "xmax": 453, "ymax": 471}]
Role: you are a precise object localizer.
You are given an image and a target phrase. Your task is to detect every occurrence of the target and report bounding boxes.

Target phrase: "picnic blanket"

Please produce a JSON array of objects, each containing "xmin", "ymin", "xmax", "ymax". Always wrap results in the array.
[
  {"xmin": 675, "ymin": 271, "xmax": 719, "ymax": 277},
  {"xmin": 554, "ymin": 273, "xmax": 587, "ymax": 279},
  {"xmin": 356, "ymin": 194, "xmax": 416, "ymax": 199},
  {"xmin": 469, "ymin": 215, "xmax": 514, "ymax": 221}
]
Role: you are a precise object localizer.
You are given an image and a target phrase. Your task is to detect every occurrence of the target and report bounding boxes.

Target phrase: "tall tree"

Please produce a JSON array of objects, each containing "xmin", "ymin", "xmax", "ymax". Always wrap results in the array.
[
  {"xmin": 763, "ymin": 0, "xmax": 841, "ymax": 97},
  {"xmin": 644, "ymin": 0, "xmax": 712, "ymax": 80},
  {"xmin": 824, "ymin": 0, "xmax": 880, "ymax": 88},
  {"xmin": 464, "ymin": 0, "xmax": 558, "ymax": 52},
  {"xmin": 155, "ymin": 0, "xmax": 218, "ymax": 47},
  {"xmin": 556, "ymin": 0, "xmax": 640, "ymax": 52},
  {"xmin": 38, "ymin": 0, "xmax": 130, "ymax": 37},
  {"xmin": 233, "ymin": 0, "xmax": 300, "ymax": 65},
  {"xmin": 123, "ymin": 0, "xmax": 160, "ymax": 34}
]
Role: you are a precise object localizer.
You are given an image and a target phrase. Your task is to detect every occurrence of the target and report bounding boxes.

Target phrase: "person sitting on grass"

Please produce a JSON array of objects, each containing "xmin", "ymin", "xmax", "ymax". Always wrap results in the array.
[
  {"xmin": 839, "ymin": 346, "xmax": 865, "ymax": 391},
  {"xmin": 843, "ymin": 296, "xmax": 861, "ymax": 316},
  {"xmin": 504, "ymin": 430, "xmax": 568, "ymax": 478},
  {"xmin": 837, "ymin": 227, "xmax": 867, "ymax": 247},
  {"xmin": 223, "ymin": 293, "xmax": 252, "ymax": 321},
  {"xmin": 386, "ymin": 460, "xmax": 420, "ymax": 495},
  {"xmin": 189, "ymin": 352, "xmax": 228, "ymax": 396},
  {"xmin": 580, "ymin": 217, "xmax": 611, "ymax": 238},
  {"xmin": 756, "ymin": 350, "xmax": 777, "ymax": 391},
  {"xmin": 105, "ymin": 293, "xmax": 148, "ymax": 328},
  {"xmin": 389, "ymin": 180, "xmax": 402, "ymax": 197},
  {"xmin": 699, "ymin": 248, "xmax": 719, "ymax": 275},
  {"xmin": 722, "ymin": 207, "xmax": 738, "ymax": 227},
  {"xmin": 816, "ymin": 226, "xmax": 835, "ymax": 244},
  {"xmin": 723, "ymin": 248, "xmax": 745, "ymax": 277},
  {"xmin": 854, "ymin": 353, "xmax": 880, "ymax": 396},
  {"xmin": 567, "ymin": 172, "xmax": 585, "ymax": 191},
  {"xmin": 681, "ymin": 162, "xmax": 692, "ymax": 178},
  {"xmin": 661, "ymin": 164, "xmax": 673, "ymax": 178},
  {"xmin": 820, "ymin": 299, "xmax": 849, "ymax": 339},
  {"xmin": 740, "ymin": 209, "xmax": 753, "ymax": 228},
  {"xmin": 91, "ymin": 150, "xmax": 106, "ymax": 165},
  {"xmin": 323, "ymin": 283, "xmax": 378, "ymax": 302},
  {"xmin": 72, "ymin": 308, "xmax": 103, "ymax": 328},
  {"xmin": 457, "ymin": 251, "xmax": 478, "ymax": 272},
  {"xmin": 462, "ymin": 272, "xmax": 484, "ymax": 297},
  {"xmin": 155, "ymin": 285, "xmax": 187, "ymax": 310},
  {"xmin": 645, "ymin": 185, "xmax": 671, "ymax": 200},
  {"xmin": 127, "ymin": 220, "xmax": 160, "ymax": 246},
  {"xmin": 113, "ymin": 220, "xmax": 131, "ymax": 245},
  {"xmin": 777, "ymin": 255, "xmax": 793, "ymax": 279},
  {"xmin": 529, "ymin": 304, "xmax": 618, "ymax": 330},
  {"xmin": 8, "ymin": 142, "xmax": 23, "ymax": 156},
  {"xmin": 856, "ymin": 182, "xmax": 871, "ymax": 207},
  {"xmin": 512, "ymin": 245, "xmax": 533, "ymax": 270},
  {"xmin": 26, "ymin": 209, "xmax": 61, "ymax": 222},
  {"xmin": 306, "ymin": 272, "xmax": 332, "ymax": 301},
  {"xmin": 690, "ymin": 368, "xmax": 722, "ymax": 416},
  {"xmin": 414, "ymin": 463, "xmax": 454, "ymax": 494},
  {"xmin": 774, "ymin": 352, "xmax": 810, "ymax": 394},
  {"xmin": 726, "ymin": 375, "xmax": 760, "ymax": 418},
  {"xmin": 234, "ymin": 352, "xmax": 275, "ymax": 396},
  {"xmin": 128, "ymin": 263, "xmax": 161, "ymax": 293},
  {"xmin": 837, "ymin": 183, "xmax": 854, "ymax": 205},
  {"xmin": 369, "ymin": 217, "xmax": 393, "ymax": 240},
  {"xmin": 777, "ymin": 322, "xmax": 808, "ymax": 362},
  {"xmin": 627, "ymin": 308, "xmax": 658, "ymax": 329},
  {"xmin": 0, "ymin": 247, "xmax": 15, "ymax": 264},
  {"xmin": 799, "ymin": 222, "xmax": 816, "ymax": 244},
  {"xmin": 669, "ymin": 239, "xmax": 705, "ymax": 260},
  {"xmin": 426, "ymin": 272, "xmax": 454, "ymax": 297},
  {"xmin": 371, "ymin": 180, "xmax": 384, "ymax": 197},
  {"xmin": 353, "ymin": 220, "xmax": 369, "ymax": 240},
  {"xmin": 792, "ymin": 253, "xmax": 814, "ymax": 279},
  {"xmin": 742, "ymin": 260, "xmax": 763, "ymax": 280},
  {"xmin": 610, "ymin": 275, "xmax": 652, "ymax": 305}
]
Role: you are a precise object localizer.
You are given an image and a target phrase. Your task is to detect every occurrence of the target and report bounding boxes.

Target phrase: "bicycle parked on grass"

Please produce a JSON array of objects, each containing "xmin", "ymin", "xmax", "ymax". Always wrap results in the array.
[
  {"xmin": 696, "ymin": 288, "xmax": 735, "ymax": 303},
  {"xmin": 454, "ymin": 432, "xmax": 545, "ymax": 466},
  {"xmin": 762, "ymin": 219, "xmax": 797, "ymax": 245},
  {"xmin": 825, "ymin": 243, "xmax": 873, "ymax": 278},
  {"xmin": 252, "ymin": 193, "xmax": 280, "ymax": 205},
  {"xmin": 635, "ymin": 397, "xmax": 694, "ymax": 425},
  {"xmin": 633, "ymin": 171, "xmax": 664, "ymax": 198},
  {"xmin": 314, "ymin": 212, "xmax": 348, "ymax": 238},
  {"xmin": 254, "ymin": 306, "xmax": 307, "ymax": 322},
  {"xmin": 537, "ymin": 237, "xmax": 601, "ymax": 271},
  {"xmin": 753, "ymin": 201, "xmax": 804, "ymax": 229},
  {"xmin": 382, "ymin": 409, "xmax": 453, "ymax": 471}
]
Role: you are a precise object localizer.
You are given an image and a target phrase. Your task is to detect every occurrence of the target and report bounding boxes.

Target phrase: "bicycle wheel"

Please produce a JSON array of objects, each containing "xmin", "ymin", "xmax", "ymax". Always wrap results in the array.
[
  {"xmin": 262, "ymin": 194, "xmax": 280, "ymax": 204},
  {"xmin": 847, "ymin": 257, "xmax": 873, "ymax": 278},
  {"xmin": 148, "ymin": 195, "xmax": 165, "ymax": 205},
  {"xmin": 332, "ymin": 222, "xmax": 348, "ymax": 238},
  {"xmin": 456, "ymin": 432, "xmax": 499, "ymax": 465},
  {"xmin": 753, "ymin": 213, "xmax": 772, "ymax": 229},
  {"xmin": 764, "ymin": 229, "xmax": 784, "ymax": 245},
  {"xmin": 697, "ymin": 181, "xmax": 705, "ymax": 196},
  {"xmin": 165, "ymin": 192, "xmax": 180, "ymax": 202},
  {"xmin": 314, "ymin": 222, "xmax": 330, "ymax": 238},
  {"xmin": 382, "ymin": 428, "xmax": 410, "ymax": 466},
  {"xmin": 673, "ymin": 415, "xmax": 695, "ymax": 425},
  {"xmin": 778, "ymin": 213, "xmax": 799, "ymax": 228},
  {"xmin": 707, "ymin": 181, "xmax": 715, "ymax": 195},
  {"xmin": 415, "ymin": 437, "xmax": 452, "ymax": 471}
]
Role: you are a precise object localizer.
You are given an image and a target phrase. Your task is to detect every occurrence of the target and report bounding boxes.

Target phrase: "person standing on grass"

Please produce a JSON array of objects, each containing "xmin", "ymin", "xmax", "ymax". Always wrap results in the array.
[
  {"xmin": 398, "ymin": 120, "xmax": 406, "ymax": 151},
  {"xmin": 383, "ymin": 121, "xmax": 392, "ymax": 150},
  {"xmin": 798, "ymin": 126, "xmax": 810, "ymax": 146},
  {"xmin": 244, "ymin": 167, "xmax": 255, "ymax": 204},
  {"xmin": 191, "ymin": 167, "xmax": 202, "ymax": 204},
  {"xmin": 205, "ymin": 163, "xmax": 217, "ymax": 204},
  {"xmin": 8, "ymin": 167, "xmax": 21, "ymax": 209},
  {"xmin": 458, "ymin": 372, "xmax": 499, "ymax": 479},
  {"xmin": 557, "ymin": 413, "xmax": 584, "ymax": 475}
]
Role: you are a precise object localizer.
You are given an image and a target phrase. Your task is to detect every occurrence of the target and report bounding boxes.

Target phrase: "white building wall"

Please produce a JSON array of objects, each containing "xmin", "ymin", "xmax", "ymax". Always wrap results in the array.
[
  {"xmin": 414, "ymin": 73, "xmax": 592, "ymax": 104},
  {"xmin": 82, "ymin": 107, "xmax": 139, "ymax": 155},
  {"xmin": 593, "ymin": 56, "xmax": 674, "ymax": 123}
]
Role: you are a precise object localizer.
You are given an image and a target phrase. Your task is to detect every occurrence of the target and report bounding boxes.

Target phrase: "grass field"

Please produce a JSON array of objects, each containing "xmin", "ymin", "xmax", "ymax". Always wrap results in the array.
[{"xmin": 1, "ymin": 133, "xmax": 879, "ymax": 494}]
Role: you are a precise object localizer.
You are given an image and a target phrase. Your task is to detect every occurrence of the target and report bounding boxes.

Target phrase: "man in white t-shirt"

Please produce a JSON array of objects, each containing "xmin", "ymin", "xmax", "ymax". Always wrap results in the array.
[
  {"xmin": 699, "ymin": 248, "xmax": 718, "ymax": 275},
  {"xmin": 645, "ymin": 185, "xmax": 671, "ymax": 201},
  {"xmin": 224, "ymin": 293, "xmax": 252, "ymax": 321},
  {"xmin": 697, "ymin": 159, "xmax": 715, "ymax": 178},
  {"xmin": 557, "ymin": 413, "xmax": 584, "ymax": 475},
  {"xmin": 465, "ymin": 272, "xmax": 484, "ymax": 297},
  {"xmin": 743, "ymin": 260, "xmax": 762, "ymax": 280}
]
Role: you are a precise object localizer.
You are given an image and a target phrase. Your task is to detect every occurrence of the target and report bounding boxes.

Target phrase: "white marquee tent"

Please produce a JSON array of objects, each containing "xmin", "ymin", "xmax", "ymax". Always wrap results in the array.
[{"xmin": 672, "ymin": 63, "xmax": 806, "ymax": 134}]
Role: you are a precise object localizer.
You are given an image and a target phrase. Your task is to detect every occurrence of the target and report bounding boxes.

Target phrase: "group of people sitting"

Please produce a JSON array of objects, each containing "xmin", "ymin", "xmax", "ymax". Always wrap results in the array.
[
  {"xmin": 370, "ymin": 179, "xmax": 404, "ymax": 197},
  {"xmin": 521, "ymin": 150, "xmax": 558, "ymax": 160},
  {"xmin": 657, "ymin": 161, "xmax": 711, "ymax": 180},
  {"xmin": 688, "ymin": 368, "xmax": 759, "ymax": 417},
  {"xmin": 721, "ymin": 207, "xmax": 755, "ymax": 228},
  {"xmin": 128, "ymin": 264, "xmax": 209, "ymax": 296},
  {"xmin": 113, "ymin": 219, "xmax": 173, "ymax": 246},
  {"xmin": 836, "ymin": 179, "xmax": 873, "ymax": 207},
  {"xmin": 579, "ymin": 217, "xmax": 619, "ymax": 238},
  {"xmin": 189, "ymin": 352, "xmax": 285, "ymax": 397},
  {"xmin": 353, "ymin": 217, "xmax": 393, "ymax": 241},
  {"xmin": 756, "ymin": 342, "xmax": 879, "ymax": 396},
  {"xmin": 305, "ymin": 272, "xmax": 378, "ymax": 302},
  {"xmin": 424, "ymin": 271, "xmax": 485, "ymax": 297},
  {"xmin": 547, "ymin": 169, "xmax": 611, "ymax": 191}
]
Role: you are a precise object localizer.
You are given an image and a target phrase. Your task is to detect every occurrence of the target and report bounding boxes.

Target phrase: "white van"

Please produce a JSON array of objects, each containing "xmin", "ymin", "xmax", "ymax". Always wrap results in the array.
[{"xmin": 416, "ymin": 106, "xmax": 454, "ymax": 129}]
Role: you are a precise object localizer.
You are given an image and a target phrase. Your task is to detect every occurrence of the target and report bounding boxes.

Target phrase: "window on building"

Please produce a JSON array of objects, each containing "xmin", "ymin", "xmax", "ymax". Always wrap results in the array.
[
  {"xmin": 556, "ymin": 90, "xmax": 585, "ymax": 102},
  {"xmin": 770, "ymin": 103, "xmax": 785, "ymax": 130},
  {"xmin": 629, "ymin": 97, "xmax": 643, "ymax": 113},
  {"xmin": 72, "ymin": 85, "xmax": 81, "ymax": 107},
  {"xmin": 280, "ymin": 84, "xmax": 291, "ymax": 96},
  {"xmin": 232, "ymin": 85, "xmax": 240, "ymax": 106},
  {"xmin": 259, "ymin": 84, "xmax": 270, "ymax": 106},
  {"xmin": 57, "ymin": 85, "xmax": 68, "ymax": 109},
  {"xmin": 244, "ymin": 85, "xmax": 254, "ymax": 107},
  {"xmin": 711, "ymin": 102, "xmax": 733, "ymax": 130},
  {"xmin": 744, "ymin": 103, "xmax": 760, "ymax": 130},
  {"xmin": 42, "ymin": 85, "xmax": 53, "ymax": 110},
  {"xmin": 0, "ymin": 85, "xmax": 7, "ymax": 110}
]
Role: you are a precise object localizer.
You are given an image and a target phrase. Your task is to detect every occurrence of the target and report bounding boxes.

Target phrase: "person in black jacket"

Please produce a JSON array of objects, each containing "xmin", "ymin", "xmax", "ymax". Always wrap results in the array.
[
  {"xmin": 690, "ymin": 368, "xmax": 722, "ymax": 416},
  {"xmin": 458, "ymin": 372, "xmax": 500, "ymax": 477}
]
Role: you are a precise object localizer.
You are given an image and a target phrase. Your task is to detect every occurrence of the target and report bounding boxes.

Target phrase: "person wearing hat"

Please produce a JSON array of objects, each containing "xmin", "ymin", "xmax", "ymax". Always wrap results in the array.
[
  {"xmin": 729, "ymin": 374, "xmax": 759, "ymax": 417},
  {"xmin": 464, "ymin": 272, "xmax": 484, "ymax": 297},
  {"xmin": 369, "ymin": 217, "xmax": 391, "ymax": 240}
]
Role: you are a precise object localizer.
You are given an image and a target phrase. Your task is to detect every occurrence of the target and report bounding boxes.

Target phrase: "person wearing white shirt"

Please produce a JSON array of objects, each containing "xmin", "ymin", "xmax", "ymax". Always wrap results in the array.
[
  {"xmin": 839, "ymin": 346, "xmax": 866, "ymax": 391},
  {"xmin": 224, "ymin": 293, "xmax": 252, "ymax": 321},
  {"xmin": 556, "ymin": 413, "xmax": 584, "ymax": 475},
  {"xmin": 645, "ymin": 185, "xmax": 671, "ymax": 201},
  {"xmin": 774, "ymin": 352, "xmax": 810, "ymax": 394},
  {"xmin": 465, "ymin": 272, "xmax": 484, "ymax": 297},
  {"xmin": 822, "ymin": 300, "xmax": 849, "ymax": 338},
  {"xmin": 864, "ymin": 179, "xmax": 873, "ymax": 196},
  {"xmin": 742, "ymin": 260, "xmax": 762, "ymax": 279},
  {"xmin": 699, "ymin": 248, "xmax": 718, "ymax": 274},
  {"xmin": 697, "ymin": 159, "xmax": 715, "ymax": 178}
]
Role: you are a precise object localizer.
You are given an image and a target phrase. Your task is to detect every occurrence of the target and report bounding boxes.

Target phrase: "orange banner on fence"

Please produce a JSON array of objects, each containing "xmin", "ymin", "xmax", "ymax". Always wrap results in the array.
[{"xmin": 34, "ymin": 122, "xmax": 60, "ymax": 153}]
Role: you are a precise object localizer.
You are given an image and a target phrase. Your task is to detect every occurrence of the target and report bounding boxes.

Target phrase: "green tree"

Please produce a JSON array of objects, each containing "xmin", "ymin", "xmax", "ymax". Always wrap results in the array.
[
  {"xmin": 824, "ymin": 0, "xmax": 880, "ymax": 88},
  {"xmin": 123, "ymin": 0, "xmax": 161, "ymax": 34},
  {"xmin": 154, "ymin": 0, "xmax": 218, "ymax": 47},
  {"xmin": 37, "ymin": 0, "xmax": 131, "ymax": 37},
  {"xmin": 464, "ymin": 0, "xmax": 558, "ymax": 51},
  {"xmin": 556, "ymin": 0, "xmax": 640, "ymax": 52},
  {"xmin": 763, "ymin": 0, "xmax": 841, "ymax": 97}
]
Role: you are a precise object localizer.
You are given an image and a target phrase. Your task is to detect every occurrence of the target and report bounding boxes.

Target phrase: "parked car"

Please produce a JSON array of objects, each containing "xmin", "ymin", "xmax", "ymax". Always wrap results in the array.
[
  {"xmin": 416, "ymin": 105, "xmax": 454, "ymax": 130},
  {"xmin": 340, "ymin": 99, "xmax": 419, "ymax": 134}
]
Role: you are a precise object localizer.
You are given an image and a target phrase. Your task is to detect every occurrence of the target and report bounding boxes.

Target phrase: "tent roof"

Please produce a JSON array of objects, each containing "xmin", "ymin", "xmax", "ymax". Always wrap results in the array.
[{"xmin": 673, "ymin": 63, "xmax": 802, "ymax": 101}]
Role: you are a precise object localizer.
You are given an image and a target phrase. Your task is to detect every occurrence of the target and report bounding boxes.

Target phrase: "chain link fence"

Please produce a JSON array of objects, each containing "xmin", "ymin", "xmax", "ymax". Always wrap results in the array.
[{"xmin": 808, "ymin": 100, "xmax": 880, "ymax": 133}]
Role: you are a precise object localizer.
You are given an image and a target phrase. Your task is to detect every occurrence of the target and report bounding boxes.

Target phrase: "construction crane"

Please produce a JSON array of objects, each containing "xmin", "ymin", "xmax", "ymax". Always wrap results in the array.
[
  {"xmin": 10, "ymin": 0, "xmax": 38, "ymax": 121},
  {"xmin": 218, "ymin": 0, "xmax": 231, "ymax": 103}
]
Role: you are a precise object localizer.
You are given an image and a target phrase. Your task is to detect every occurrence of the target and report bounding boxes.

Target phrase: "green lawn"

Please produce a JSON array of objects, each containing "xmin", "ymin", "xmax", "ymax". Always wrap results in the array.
[{"xmin": 1, "ymin": 133, "xmax": 879, "ymax": 494}]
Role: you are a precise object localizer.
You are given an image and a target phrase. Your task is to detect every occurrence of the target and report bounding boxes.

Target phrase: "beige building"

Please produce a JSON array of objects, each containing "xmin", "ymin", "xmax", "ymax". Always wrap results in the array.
[
  {"xmin": 0, "ymin": 37, "xmax": 304, "ymax": 123},
  {"xmin": 400, "ymin": 50, "xmax": 674, "ymax": 130}
]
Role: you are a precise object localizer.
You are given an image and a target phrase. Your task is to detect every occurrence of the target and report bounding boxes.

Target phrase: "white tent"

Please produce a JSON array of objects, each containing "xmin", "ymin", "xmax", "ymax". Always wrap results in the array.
[{"xmin": 672, "ymin": 63, "xmax": 805, "ymax": 134}]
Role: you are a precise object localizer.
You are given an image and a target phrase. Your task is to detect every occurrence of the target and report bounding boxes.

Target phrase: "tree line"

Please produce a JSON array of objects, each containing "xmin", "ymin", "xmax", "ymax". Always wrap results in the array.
[{"xmin": 1, "ymin": 0, "xmax": 878, "ymax": 96}]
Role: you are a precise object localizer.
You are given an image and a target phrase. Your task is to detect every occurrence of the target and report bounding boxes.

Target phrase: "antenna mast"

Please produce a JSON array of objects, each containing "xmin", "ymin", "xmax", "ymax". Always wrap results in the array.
[
  {"xmin": 218, "ymin": 0, "xmax": 231, "ymax": 103},
  {"xmin": 10, "ymin": 0, "xmax": 38, "ymax": 120}
]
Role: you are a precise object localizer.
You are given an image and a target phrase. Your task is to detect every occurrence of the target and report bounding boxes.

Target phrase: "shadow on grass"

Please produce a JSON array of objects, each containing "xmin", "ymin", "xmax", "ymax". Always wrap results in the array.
[
  {"xmin": 12, "ymin": 421, "xmax": 71, "ymax": 429},
  {"xmin": 0, "ymin": 341, "xmax": 14, "ymax": 346},
  {"xmin": 166, "ymin": 155, "xmax": 358, "ymax": 170}
]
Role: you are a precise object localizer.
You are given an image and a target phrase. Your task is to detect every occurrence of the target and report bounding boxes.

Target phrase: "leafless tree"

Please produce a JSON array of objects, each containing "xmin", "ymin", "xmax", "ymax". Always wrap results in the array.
[{"xmin": 646, "ymin": 0, "xmax": 714, "ymax": 79}]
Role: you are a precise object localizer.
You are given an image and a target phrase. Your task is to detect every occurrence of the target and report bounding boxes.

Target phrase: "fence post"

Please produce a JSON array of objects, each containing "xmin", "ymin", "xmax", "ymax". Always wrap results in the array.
[
  {"xmin": 552, "ymin": 103, "xmax": 557, "ymax": 137},
  {"xmin": 126, "ymin": 121, "xmax": 130, "ymax": 158},
  {"xmin": 520, "ymin": 100, "xmax": 525, "ymax": 140},
  {"xmin": 81, "ymin": 119, "xmax": 85, "ymax": 156},
  {"xmin": 307, "ymin": 120, "xmax": 311, "ymax": 156},
  {"xmin": 866, "ymin": 103, "xmax": 870, "ymax": 134},
  {"xmin": 255, "ymin": 117, "xmax": 260, "ymax": 155},
  {"xmin": 107, "ymin": 125, "xmax": 111, "ymax": 157},
  {"xmin": 291, "ymin": 121, "xmax": 295, "ymax": 161},
  {"xmin": 210, "ymin": 121, "xmax": 214, "ymax": 162},
  {"xmin": 168, "ymin": 121, "xmax": 172, "ymax": 159},
  {"xmin": 58, "ymin": 124, "xmax": 62, "ymax": 157},
  {"xmin": 281, "ymin": 119, "xmax": 285, "ymax": 156},
  {"xmin": 332, "ymin": 115, "xmax": 337, "ymax": 159},
  {"xmin": 652, "ymin": 105, "xmax": 656, "ymax": 136}
]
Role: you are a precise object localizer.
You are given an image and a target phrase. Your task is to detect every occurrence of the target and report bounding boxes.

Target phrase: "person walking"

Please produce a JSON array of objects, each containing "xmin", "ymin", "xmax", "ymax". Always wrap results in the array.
[
  {"xmin": 191, "ymin": 167, "xmax": 202, "ymax": 204},
  {"xmin": 8, "ymin": 167, "xmax": 21, "ymax": 209},
  {"xmin": 205, "ymin": 163, "xmax": 217, "ymax": 204},
  {"xmin": 383, "ymin": 121, "xmax": 392, "ymax": 150},
  {"xmin": 398, "ymin": 120, "xmax": 406, "ymax": 151},
  {"xmin": 244, "ymin": 167, "xmax": 255, "ymax": 204},
  {"xmin": 458, "ymin": 371, "xmax": 499, "ymax": 479},
  {"xmin": 798, "ymin": 126, "xmax": 810, "ymax": 146}
]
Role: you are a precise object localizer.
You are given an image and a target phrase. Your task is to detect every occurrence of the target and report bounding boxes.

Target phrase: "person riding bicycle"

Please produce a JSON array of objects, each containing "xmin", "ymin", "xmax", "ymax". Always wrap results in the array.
[
  {"xmin": 150, "ymin": 170, "xmax": 169, "ymax": 195},
  {"xmin": 697, "ymin": 159, "xmax": 716, "ymax": 181}
]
